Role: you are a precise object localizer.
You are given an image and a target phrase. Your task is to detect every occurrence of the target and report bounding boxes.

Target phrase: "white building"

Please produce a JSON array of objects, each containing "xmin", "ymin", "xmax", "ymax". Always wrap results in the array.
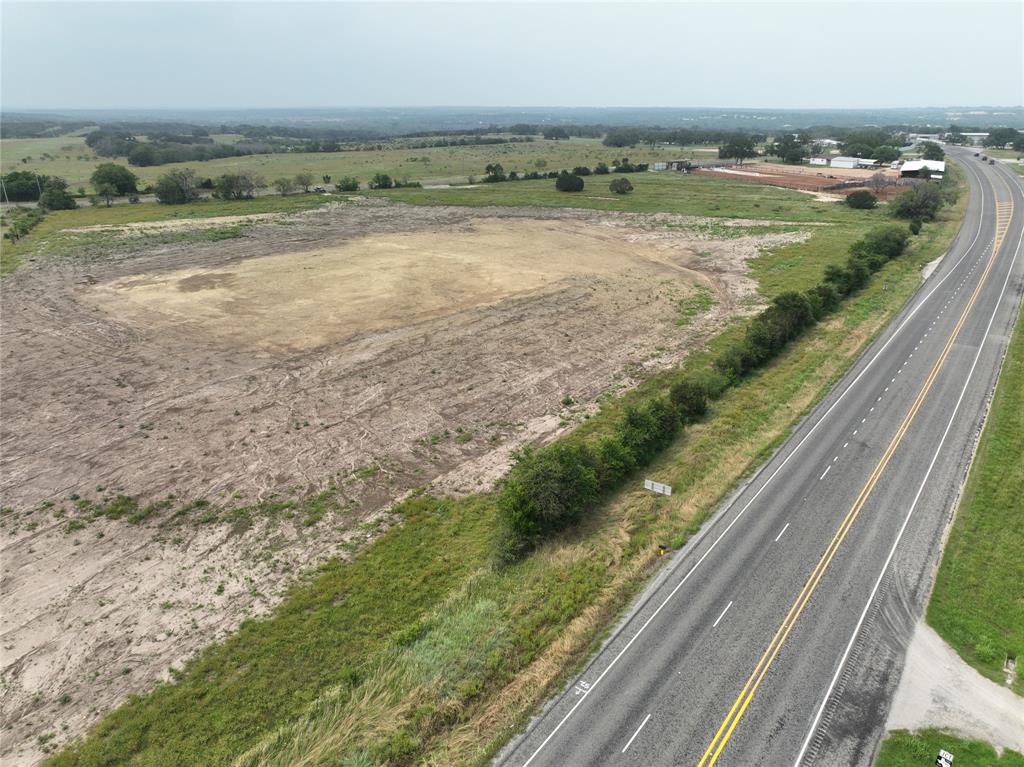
[
  {"xmin": 809, "ymin": 157, "xmax": 828, "ymax": 166},
  {"xmin": 900, "ymin": 159, "xmax": 946, "ymax": 179},
  {"xmin": 830, "ymin": 156, "xmax": 861, "ymax": 169},
  {"xmin": 959, "ymin": 132, "xmax": 989, "ymax": 146}
]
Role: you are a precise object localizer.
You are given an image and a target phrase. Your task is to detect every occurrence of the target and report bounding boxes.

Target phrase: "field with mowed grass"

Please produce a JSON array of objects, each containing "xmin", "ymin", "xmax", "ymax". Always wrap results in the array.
[
  {"xmin": 2, "ymin": 133, "xmax": 710, "ymax": 191},
  {"xmin": 877, "ymin": 730, "xmax": 1024, "ymax": 767},
  {"xmin": 41, "ymin": 166, "xmax": 967, "ymax": 766},
  {"xmin": 925, "ymin": 306, "xmax": 1024, "ymax": 694}
]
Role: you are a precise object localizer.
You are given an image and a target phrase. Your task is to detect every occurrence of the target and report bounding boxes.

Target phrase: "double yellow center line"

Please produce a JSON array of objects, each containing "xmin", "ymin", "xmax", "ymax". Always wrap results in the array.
[{"xmin": 697, "ymin": 175, "xmax": 1013, "ymax": 767}]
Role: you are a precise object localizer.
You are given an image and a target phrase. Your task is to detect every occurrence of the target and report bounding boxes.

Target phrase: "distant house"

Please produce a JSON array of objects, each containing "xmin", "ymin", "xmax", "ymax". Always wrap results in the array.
[
  {"xmin": 652, "ymin": 159, "xmax": 696, "ymax": 171},
  {"xmin": 809, "ymin": 157, "xmax": 828, "ymax": 166},
  {"xmin": 900, "ymin": 159, "xmax": 946, "ymax": 179},
  {"xmin": 830, "ymin": 156, "xmax": 861, "ymax": 169}
]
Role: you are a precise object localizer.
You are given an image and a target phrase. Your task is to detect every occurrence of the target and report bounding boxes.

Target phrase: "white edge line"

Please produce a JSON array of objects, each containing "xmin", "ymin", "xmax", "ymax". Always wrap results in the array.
[
  {"xmin": 517, "ymin": 154, "xmax": 990, "ymax": 767},
  {"xmin": 775, "ymin": 522, "xmax": 791, "ymax": 542},
  {"xmin": 713, "ymin": 601, "xmax": 735, "ymax": 628},
  {"xmin": 819, "ymin": 466, "xmax": 831, "ymax": 481},
  {"xmin": 792, "ymin": 164, "xmax": 1023, "ymax": 767},
  {"xmin": 621, "ymin": 713, "xmax": 652, "ymax": 754}
]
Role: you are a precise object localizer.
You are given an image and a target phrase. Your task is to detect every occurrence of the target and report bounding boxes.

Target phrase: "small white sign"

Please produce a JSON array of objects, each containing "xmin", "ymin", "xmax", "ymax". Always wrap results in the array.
[{"xmin": 644, "ymin": 479, "xmax": 672, "ymax": 496}]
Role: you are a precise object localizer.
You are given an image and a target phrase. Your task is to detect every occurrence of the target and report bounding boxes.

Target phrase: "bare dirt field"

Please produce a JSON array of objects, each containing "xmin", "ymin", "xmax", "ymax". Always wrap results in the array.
[
  {"xmin": 695, "ymin": 163, "xmax": 907, "ymax": 200},
  {"xmin": 0, "ymin": 199, "xmax": 806, "ymax": 764}
]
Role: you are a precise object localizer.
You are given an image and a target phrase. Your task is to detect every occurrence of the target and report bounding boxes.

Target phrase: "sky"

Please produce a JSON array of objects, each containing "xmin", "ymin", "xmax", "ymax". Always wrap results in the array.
[{"xmin": 2, "ymin": 1, "xmax": 1022, "ymax": 111}]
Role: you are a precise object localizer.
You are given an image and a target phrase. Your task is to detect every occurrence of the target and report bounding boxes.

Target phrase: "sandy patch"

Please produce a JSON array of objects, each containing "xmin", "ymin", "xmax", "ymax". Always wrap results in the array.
[
  {"xmin": 88, "ymin": 218, "xmax": 707, "ymax": 353},
  {"xmin": 886, "ymin": 621, "xmax": 1024, "ymax": 752}
]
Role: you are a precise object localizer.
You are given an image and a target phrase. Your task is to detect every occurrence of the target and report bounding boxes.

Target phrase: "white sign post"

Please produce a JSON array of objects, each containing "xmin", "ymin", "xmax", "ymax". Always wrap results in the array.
[
  {"xmin": 936, "ymin": 750, "xmax": 954, "ymax": 767},
  {"xmin": 644, "ymin": 479, "xmax": 672, "ymax": 496}
]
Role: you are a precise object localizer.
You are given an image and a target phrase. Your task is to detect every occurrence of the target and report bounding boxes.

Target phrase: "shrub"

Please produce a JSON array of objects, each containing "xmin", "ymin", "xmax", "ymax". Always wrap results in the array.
[
  {"xmin": 845, "ymin": 190, "xmax": 878, "ymax": 209},
  {"xmin": 669, "ymin": 378, "xmax": 709, "ymax": 420},
  {"xmin": 891, "ymin": 184, "xmax": 943, "ymax": 221},
  {"xmin": 595, "ymin": 436, "xmax": 636, "ymax": 488},
  {"xmin": 90, "ymin": 163, "xmax": 138, "ymax": 195},
  {"xmin": 335, "ymin": 177, "xmax": 360, "ymax": 192},
  {"xmin": 609, "ymin": 177, "xmax": 634, "ymax": 194},
  {"xmin": 272, "ymin": 177, "xmax": 295, "ymax": 196},
  {"xmin": 37, "ymin": 178, "xmax": 77, "ymax": 210},
  {"xmin": 851, "ymin": 225, "xmax": 910, "ymax": 262},
  {"xmin": 213, "ymin": 172, "xmax": 264, "ymax": 200},
  {"xmin": 909, "ymin": 219, "xmax": 922, "ymax": 235},
  {"xmin": 572, "ymin": 166, "xmax": 592, "ymax": 176},
  {"xmin": 154, "ymin": 169, "xmax": 200, "ymax": 204},
  {"xmin": 594, "ymin": 162, "xmax": 610, "ymax": 175},
  {"xmin": 369, "ymin": 173, "xmax": 393, "ymax": 190},
  {"xmin": 497, "ymin": 443, "xmax": 599, "ymax": 560},
  {"xmin": 555, "ymin": 172, "xmax": 584, "ymax": 192}
]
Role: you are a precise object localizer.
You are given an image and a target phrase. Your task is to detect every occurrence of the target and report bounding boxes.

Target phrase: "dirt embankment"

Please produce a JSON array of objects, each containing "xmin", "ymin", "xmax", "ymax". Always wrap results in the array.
[{"xmin": 0, "ymin": 200, "xmax": 806, "ymax": 764}]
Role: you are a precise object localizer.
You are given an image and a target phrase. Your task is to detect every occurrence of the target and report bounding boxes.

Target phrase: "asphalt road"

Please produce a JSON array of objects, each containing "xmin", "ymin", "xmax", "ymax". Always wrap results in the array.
[{"xmin": 496, "ymin": 150, "xmax": 1024, "ymax": 767}]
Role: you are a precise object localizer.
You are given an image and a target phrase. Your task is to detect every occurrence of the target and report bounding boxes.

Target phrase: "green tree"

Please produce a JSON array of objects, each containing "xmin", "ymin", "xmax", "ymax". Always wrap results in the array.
[
  {"xmin": 845, "ymin": 190, "xmax": 878, "ymax": 209},
  {"xmin": 609, "ymin": 177, "xmax": 633, "ymax": 194},
  {"xmin": 90, "ymin": 163, "xmax": 138, "ymax": 195},
  {"xmin": 921, "ymin": 141, "xmax": 945, "ymax": 161},
  {"xmin": 891, "ymin": 184, "xmax": 943, "ymax": 220},
  {"xmin": 542, "ymin": 127, "xmax": 570, "ymax": 140},
  {"xmin": 154, "ymin": 169, "xmax": 200, "ymax": 204},
  {"xmin": 873, "ymin": 145, "xmax": 900, "ymax": 163},
  {"xmin": 37, "ymin": 177, "xmax": 78, "ymax": 210},
  {"xmin": 555, "ymin": 171, "xmax": 584, "ymax": 192},
  {"xmin": 497, "ymin": 443, "xmax": 599, "ymax": 561},
  {"xmin": 294, "ymin": 172, "xmax": 314, "ymax": 192},
  {"xmin": 369, "ymin": 173, "xmax": 393, "ymax": 189},
  {"xmin": 1, "ymin": 170, "xmax": 44, "ymax": 201},
  {"xmin": 272, "ymin": 177, "xmax": 295, "ymax": 196},
  {"xmin": 718, "ymin": 134, "xmax": 758, "ymax": 165},
  {"xmin": 214, "ymin": 172, "xmax": 264, "ymax": 200},
  {"xmin": 96, "ymin": 182, "xmax": 118, "ymax": 207}
]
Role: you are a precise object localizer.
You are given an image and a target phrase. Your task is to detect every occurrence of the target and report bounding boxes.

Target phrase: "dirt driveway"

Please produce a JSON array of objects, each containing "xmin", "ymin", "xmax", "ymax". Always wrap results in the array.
[{"xmin": 0, "ymin": 199, "xmax": 806, "ymax": 764}]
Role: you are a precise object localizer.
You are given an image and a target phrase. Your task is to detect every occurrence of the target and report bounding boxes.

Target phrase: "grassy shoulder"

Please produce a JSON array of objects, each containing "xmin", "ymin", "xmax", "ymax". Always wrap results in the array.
[
  {"xmin": 925, "ymin": 304, "xmax": 1024, "ymax": 694},
  {"xmin": 877, "ymin": 730, "xmax": 1024, "ymax": 767},
  {"xmin": 44, "ymin": 168, "xmax": 966, "ymax": 766}
]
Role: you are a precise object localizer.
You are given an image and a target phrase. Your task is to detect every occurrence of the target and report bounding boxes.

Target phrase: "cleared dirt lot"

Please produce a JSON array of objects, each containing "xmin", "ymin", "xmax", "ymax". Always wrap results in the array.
[{"xmin": 0, "ymin": 200, "xmax": 805, "ymax": 764}]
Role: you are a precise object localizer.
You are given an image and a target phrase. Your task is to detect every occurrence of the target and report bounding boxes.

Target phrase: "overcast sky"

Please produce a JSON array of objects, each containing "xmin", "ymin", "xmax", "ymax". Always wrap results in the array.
[{"xmin": 2, "ymin": 1, "xmax": 1022, "ymax": 110}]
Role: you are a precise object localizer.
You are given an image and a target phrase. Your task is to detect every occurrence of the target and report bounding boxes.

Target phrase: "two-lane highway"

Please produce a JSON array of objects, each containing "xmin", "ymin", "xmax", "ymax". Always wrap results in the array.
[{"xmin": 497, "ymin": 150, "xmax": 1024, "ymax": 767}]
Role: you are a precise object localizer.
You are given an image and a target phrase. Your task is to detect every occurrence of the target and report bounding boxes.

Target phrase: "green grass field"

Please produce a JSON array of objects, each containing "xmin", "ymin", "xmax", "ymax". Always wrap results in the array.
[
  {"xmin": 42, "ymin": 166, "xmax": 967, "ymax": 766},
  {"xmin": 925, "ymin": 306, "xmax": 1024, "ymax": 694},
  {"xmin": 2, "ymin": 133, "xmax": 707, "ymax": 191},
  {"xmin": 877, "ymin": 730, "xmax": 1024, "ymax": 767}
]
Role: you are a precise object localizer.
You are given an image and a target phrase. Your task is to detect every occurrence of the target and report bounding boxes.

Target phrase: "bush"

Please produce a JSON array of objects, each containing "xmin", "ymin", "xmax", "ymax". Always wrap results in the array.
[
  {"xmin": 154, "ymin": 169, "xmax": 200, "ymax": 204},
  {"xmin": 1, "ymin": 170, "xmax": 44, "ymax": 201},
  {"xmin": 609, "ymin": 177, "xmax": 634, "ymax": 194},
  {"xmin": 891, "ymin": 184, "xmax": 943, "ymax": 221},
  {"xmin": 851, "ymin": 225, "xmax": 910, "ymax": 262},
  {"xmin": 90, "ymin": 163, "xmax": 138, "ymax": 195},
  {"xmin": 213, "ymin": 172, "xmax": 264, "ymax": 200},
  {"xmin": 555, "ymin": 172, "xmax": 584, "ymax": 192},
  {"xmin": 593, "ymin": 162, "xmax": 610, "ymax": 175},
  {"xmin": 497, "ymin": 443, "xmax": 599, "ymax": 560},
  {"xmin": 37, "ymin": 178, "xmax": 77, "ymax": 210},
  {"xmin": 370, "ymin": 173, "xmax": 393, "ymax": 190},
  {"xmin": 669, "ymin": 378, "xmax": 709, "ymax": 420},
  {"xmin": 909, "ymin": 219, "xmax": 922, "ymax": 235},
  {"xmin": 572, "ymin": 166, "xmax": 592, "ymax": 176},
  {"xmin": 335, "ymin": 177, "xmax": 359, "ymax": 192},
  {"xmin": 845, "ymin": 190, "xmax": 878, "ymax": 209}
]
